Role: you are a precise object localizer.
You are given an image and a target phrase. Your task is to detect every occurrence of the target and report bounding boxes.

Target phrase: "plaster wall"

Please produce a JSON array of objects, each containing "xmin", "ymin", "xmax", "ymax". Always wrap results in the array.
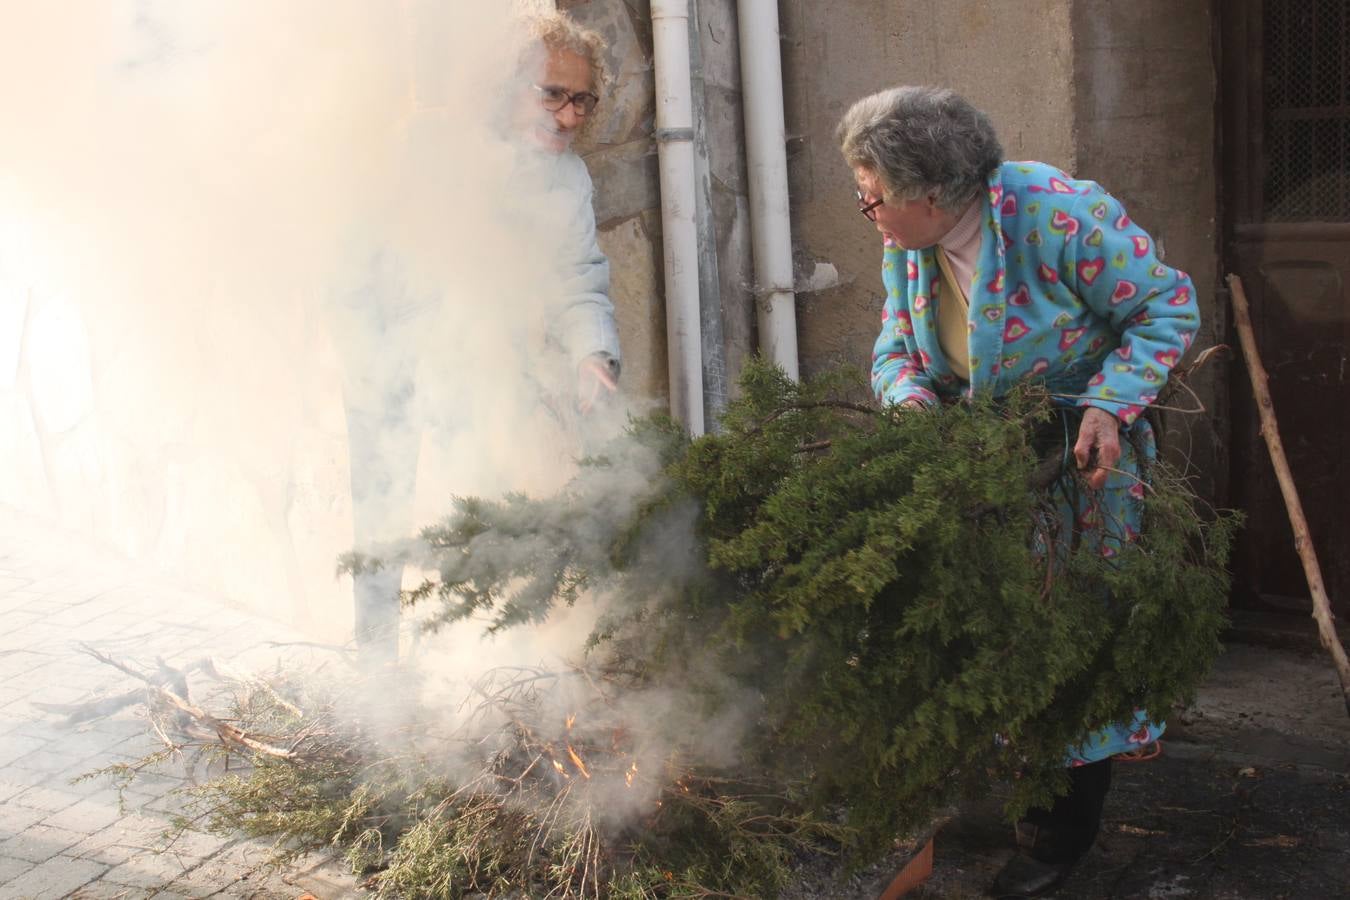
[
  {"xmin": 778, "ymin": 0, "xmax": 1078, "ymax": 376},
  {"xmin": 776, "ymin": 0, "xmax": 1222, "ymax": 506},
  {"xmin": 1071, "ymin": 0, "xmax": 1223, "ymax": 503}
]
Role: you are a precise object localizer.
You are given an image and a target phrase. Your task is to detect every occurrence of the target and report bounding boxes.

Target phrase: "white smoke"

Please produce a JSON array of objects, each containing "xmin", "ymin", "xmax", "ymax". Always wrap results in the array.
[{"xmin": 0, "ymin": 1, "xmax": 629, "ymax": 646}]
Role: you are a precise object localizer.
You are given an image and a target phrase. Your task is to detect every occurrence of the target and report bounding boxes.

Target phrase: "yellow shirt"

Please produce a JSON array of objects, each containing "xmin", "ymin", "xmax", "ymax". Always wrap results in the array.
[{"xmin": 934, "ymin": 246, "xmax": 971, "ymax": 382}]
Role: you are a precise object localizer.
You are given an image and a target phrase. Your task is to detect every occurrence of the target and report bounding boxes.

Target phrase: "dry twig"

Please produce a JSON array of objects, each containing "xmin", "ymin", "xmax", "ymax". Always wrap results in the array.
[{"xmin": 78, "ymin": 644, "xmax": 308, "ymax": 759}]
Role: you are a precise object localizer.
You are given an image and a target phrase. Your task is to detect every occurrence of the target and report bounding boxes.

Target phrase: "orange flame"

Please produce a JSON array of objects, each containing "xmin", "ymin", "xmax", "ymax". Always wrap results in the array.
[
  {"xmin": 566, "ymin": 744, "xmax": 591, "ymax": 779},
  {"xmin": 624, "ymin": 762, "xmax": 638, "ymax": 787},
  {"xmin": 565, "ymin": 713, "xmax": 576, "ymax": 731},
  {"xmin": 552, "ymin": 759, "xmax": 569, "ymax": 778}
]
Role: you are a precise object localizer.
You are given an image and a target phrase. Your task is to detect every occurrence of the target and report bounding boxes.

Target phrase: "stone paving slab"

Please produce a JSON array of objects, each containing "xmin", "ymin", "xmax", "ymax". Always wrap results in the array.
[
  {"xmin": 0, "ymin": 854, "xmax": 109, "ymax": 900},
  {"xmin": 0, "ymin": 860, "xmax": 28, "ymax": 890},
  {"xmin": 99, "ymin": 850, "xmax": 207, "ymax": 890},
  {"xmin": 0, "ymin": 825, "xmax": 86, "ymax": 865},
  {"xmin": 0, "ymin": 507, "xmax": 361, "ymax": 899}
]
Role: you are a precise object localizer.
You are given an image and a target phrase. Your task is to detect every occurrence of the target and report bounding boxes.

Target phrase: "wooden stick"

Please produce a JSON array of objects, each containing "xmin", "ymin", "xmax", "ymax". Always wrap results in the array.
[{"xmin": 1226, "ymin": 274, "xmax": 1350, "ymax": 717}]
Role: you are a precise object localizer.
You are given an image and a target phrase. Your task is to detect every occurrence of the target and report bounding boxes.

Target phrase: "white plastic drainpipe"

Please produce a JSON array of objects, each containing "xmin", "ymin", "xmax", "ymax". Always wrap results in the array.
[
  {"xmin": 737, "ymin": 0, "xmax": 799, "ymax": 380},
  {"xmin": 651, "ymin": 0, "xmax": 706, "ymax": 435}
]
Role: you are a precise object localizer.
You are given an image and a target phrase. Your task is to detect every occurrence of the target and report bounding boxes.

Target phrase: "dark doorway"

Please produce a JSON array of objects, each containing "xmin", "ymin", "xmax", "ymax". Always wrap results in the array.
[{"xmin": 1221, "ymin": 0, "xmax": 1350, "ymax": 618}]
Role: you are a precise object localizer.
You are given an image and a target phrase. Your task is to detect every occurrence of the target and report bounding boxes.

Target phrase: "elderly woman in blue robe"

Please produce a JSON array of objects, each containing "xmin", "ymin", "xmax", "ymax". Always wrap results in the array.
[{"xmin": 837, "ymin": 86, "xmax": 1198, "ymax": 898}]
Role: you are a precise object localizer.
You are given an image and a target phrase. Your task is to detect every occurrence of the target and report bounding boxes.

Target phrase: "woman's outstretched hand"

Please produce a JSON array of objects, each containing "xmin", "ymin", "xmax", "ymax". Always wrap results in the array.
[{"xmin": 577, "ymin": 354, "xmax": 619, "ymax": 414}]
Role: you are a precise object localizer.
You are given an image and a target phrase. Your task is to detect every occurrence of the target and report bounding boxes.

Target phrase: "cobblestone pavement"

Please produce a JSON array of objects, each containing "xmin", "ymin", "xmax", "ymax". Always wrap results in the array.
[{"xmin": 0, "ymin": 508, "xmax": 362, "ymax": 899}]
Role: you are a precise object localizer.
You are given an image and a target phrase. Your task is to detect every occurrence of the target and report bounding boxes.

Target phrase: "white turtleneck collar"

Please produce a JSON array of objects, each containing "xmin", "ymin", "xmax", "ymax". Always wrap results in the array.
[{"xmin": 936, "ymin": 197, "xmax": 984, "ymax": 294}]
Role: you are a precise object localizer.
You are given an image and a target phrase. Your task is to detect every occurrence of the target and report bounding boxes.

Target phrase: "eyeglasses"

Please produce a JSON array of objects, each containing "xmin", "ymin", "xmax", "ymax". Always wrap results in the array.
[
  {"xmin": 534, "ymin": 84, "xmax": 600, "ymax": 117},
  {"xmin": 856, "ymin": 190, "xmax": 884, "ymax": 222}
]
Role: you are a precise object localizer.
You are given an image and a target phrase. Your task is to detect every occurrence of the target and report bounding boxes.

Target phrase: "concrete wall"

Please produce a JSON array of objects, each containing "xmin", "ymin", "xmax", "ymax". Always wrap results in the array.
[
  {"xmin": 1071, "ymin": 0, "xmax": 1224, "ymax": 501},
  {"xmin": 775, "ymin": 0, "xmax": 1222, "ymax": 503},
  {"xmin": 778, "ymin": 0, "xmax": 1078, "ymax": 375}
]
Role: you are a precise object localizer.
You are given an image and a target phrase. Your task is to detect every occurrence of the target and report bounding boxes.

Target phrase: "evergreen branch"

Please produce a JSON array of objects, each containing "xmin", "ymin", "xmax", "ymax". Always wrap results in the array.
[{"xmin": 749, "ymin": 399, "xmax": 881, "ymax": 433}]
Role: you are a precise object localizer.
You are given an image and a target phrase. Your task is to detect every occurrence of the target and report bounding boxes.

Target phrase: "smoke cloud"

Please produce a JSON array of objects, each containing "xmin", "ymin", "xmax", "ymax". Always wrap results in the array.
[{"xmin": 0, "ymin": 1, "xmax": 634, "ymax": 646}]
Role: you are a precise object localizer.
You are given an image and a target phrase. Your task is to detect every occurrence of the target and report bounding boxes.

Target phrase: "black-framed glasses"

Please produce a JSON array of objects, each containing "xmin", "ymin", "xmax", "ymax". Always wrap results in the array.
[
  {"xmin": 534, "ymin": 84, "xmax": 600, "ymax": 117},
  {"xmin": 856, "ymin": 190, "xmax": 884, "ymax": 221}
]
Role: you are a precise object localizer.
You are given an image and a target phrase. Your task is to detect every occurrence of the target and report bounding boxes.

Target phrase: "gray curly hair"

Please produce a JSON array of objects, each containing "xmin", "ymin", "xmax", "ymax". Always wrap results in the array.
[
  {"xmin": 837, "ymin": 86, "xmax": 1003, "ymax": 211},
  {"xmin": 516, "ymin": 11, "xmax": 609, "ymax": 139},
  {"xmin": 523, "ymin": 11, "xmax": 609, "ymax": 94}
]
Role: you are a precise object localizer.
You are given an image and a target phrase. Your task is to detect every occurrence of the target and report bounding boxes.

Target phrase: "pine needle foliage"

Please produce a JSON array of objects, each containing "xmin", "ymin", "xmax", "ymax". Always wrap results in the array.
[
  {"xmin": 146, "ymin": 663, "xmax": 843, "ymax": 899},
  {"xmin": 389, "ymin": 358, "xmax": 1236, "ymax": 855}
]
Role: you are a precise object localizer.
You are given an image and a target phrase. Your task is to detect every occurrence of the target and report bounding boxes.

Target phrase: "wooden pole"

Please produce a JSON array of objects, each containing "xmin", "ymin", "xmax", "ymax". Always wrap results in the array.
[{"xmin": 1226, "ymin": 274, "xmax": 1350, "ymax": 717}]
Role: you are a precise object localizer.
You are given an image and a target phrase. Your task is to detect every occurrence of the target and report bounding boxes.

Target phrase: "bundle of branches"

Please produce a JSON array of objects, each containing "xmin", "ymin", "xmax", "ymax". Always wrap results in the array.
[
  {"xmin": 98, "ymin": 360, "xmax": 1235, "ymax": 898},
  {"xmin": 85, "ymin": 648, "xmax": 840, "ymax": 898},
  {"xmin": 374, "ymin": 362, "xmax": 1235, "ymax": 857}
]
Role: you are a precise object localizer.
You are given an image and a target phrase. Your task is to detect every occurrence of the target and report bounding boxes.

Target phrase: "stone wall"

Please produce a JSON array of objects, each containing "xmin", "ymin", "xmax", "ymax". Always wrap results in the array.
[
  {"xmin": 562, "ymin": 0, "xmax": 667, "ymax": 405},
  {"xmin": 564, "ymin": 0, "xmax": 754, "ymax": 415}
]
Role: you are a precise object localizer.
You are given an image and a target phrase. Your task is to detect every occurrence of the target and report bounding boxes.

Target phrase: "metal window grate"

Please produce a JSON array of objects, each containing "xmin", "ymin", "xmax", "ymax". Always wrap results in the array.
[{"xmin": 1262, "ymin": 0, "xmax": 1350, "ymax": 221}]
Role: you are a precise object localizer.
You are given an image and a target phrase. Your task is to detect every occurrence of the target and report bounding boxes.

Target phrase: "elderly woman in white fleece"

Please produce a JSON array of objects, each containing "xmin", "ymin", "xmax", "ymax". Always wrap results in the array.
[
  {"xmin": 508, "ymin": 11, "xmax": 622, "ymax": 410},
  {"xmin": 339, "ymin": 10, "xmax": 623, "ymax": 665}
]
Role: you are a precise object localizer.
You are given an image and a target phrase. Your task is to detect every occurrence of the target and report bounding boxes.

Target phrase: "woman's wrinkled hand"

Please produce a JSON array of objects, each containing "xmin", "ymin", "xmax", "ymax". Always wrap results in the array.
[
  {"xmin": 885, "ymin": 398, "xmax": 928, "ymax": 421},
  {"xmin": 577, "ymin": 354, "xmax": 619, "ymax": 414},
  {"xmin": 1073, "ymin": 406, "xmax": 1122, "ymax": 490}
]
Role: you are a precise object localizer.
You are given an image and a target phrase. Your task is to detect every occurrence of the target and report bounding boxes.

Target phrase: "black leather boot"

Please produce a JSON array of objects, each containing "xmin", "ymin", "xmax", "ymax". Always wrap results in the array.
[
  {"xmin": 989, "ymin": 821, "xmax": 1075, "ymax": 898},
  {"xmin": 989, "ymin": 758, "xmax": 1113, "ymax": 898}
]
